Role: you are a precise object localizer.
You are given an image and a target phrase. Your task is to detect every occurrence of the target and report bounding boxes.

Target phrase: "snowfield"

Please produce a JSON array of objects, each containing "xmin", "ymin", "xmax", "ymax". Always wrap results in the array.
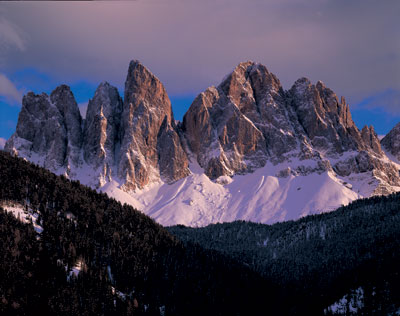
[{"xmin": 100, "ymin": 160, "xmax": 359, "ymax": 227}]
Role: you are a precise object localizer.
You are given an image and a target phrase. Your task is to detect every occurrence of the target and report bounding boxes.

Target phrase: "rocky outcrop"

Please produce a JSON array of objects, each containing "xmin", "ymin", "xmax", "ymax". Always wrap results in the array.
[
  {"xmin": 289, "ymin": 78, "xmax": 364, "ymax": 155},
  {"xmin": 50, "ymin": 85, "xmax": 83, "ymax": 171},
  {"xmin": 157, "ymin": 117, "xmax": 190, "ymax": 183},
  {"xmin": 361, "ymin": 125, "xmax": 382, "ymax": 156},
  {"xmin": 183, "ymin": 61, "xmax": 400, "ymax": 194},
  {"xmin": 381, "ymin": 122, "xmax": 400, "ymax": 161},
  {"xmin": 5, "ymin": 61, "xmax": 189, "ymax": 190},
  {"xmin": 5, "ymin": 88, "xmax": 82, "ymax": 173},
  {"xmin": 183, "ymin": 62, "xmax": 295, "ymax": 179},
  {"xmin": 183, "ymin": 84, "xmax": 267, "ymax": 178},
  {"xmin": 82, "ymin": 82, "xmax": 123, "ymax": 185},
  {"xmin": 118, "ymin": 60, "xmax": 189, "ymax": 190}
]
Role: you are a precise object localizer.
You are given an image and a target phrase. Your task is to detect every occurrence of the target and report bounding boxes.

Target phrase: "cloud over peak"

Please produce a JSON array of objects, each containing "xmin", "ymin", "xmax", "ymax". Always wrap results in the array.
[{"xmin": 0, "ymin": 73, "xmax": 23, "ymax": 105}]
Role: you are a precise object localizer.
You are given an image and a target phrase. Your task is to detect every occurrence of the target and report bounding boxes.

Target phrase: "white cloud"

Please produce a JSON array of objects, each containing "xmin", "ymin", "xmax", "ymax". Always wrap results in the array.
[
  {"xmin": 0, "ymin": 73, "xmax": 23, "ymax": 105},
  {"xmin": 0, "ymin": 17, "xmax": 26, "ymax": 51},
  {"xmin": 78, "ymin": 101, "xmax": 88, "ymax": 119},
  {"xmin": 0, "ymin": 137, "xmax": 6, "ymax": 150}
]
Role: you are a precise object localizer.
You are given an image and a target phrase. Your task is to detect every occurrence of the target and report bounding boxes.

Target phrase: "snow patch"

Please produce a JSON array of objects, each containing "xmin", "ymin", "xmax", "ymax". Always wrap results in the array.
[
  {"xmin": 325, "ymin": 287, "xmax": 364, "ymax": 315},
  {"xmin": 71, "ymin": 259, "xmax": 85, "ymax": 277},
  {"xmin": 1, "ymin": 202, "xmax": 43, "ymax": 234}
]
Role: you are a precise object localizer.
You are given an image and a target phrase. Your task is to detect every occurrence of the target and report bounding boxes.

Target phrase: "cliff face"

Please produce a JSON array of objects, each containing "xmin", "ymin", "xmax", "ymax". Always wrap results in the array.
[
  {"xmin": 118, "ymin": 60, "xmax": 189, "ymax": 191},
  {"xmin": 6, "ymin": 86, "xmax": 82, "ymax": 173},
  {"xmin": 82, "ymin": 82, "xmax": 123, "ymax": 185},
  {"xmin": 381, "ymin": 122, "xmax": 400, "ymax": 161}
]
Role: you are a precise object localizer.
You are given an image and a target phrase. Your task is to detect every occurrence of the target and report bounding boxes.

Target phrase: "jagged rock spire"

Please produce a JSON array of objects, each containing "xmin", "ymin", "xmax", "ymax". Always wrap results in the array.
[
  {"xmin": 5, "ymin": 59, "xmax": 400, "ymax": 198},
  {"xmin": 82, "ymin": 82, "xmax": 123, "ymax": 185},
  {"xmin": 118, "ymin": 60, "xmax": 189, "ymax": 190},
  {"xmin": 5, "ymin": 86, "xmax": 82, "ymax": 172}
]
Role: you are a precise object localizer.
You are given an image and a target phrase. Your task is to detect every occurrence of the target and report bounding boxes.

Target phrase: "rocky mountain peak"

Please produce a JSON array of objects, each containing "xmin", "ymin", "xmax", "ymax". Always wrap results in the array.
[
  {"xmin": 219, "ymin": 61, "xmax": 282, "ymax": 110},
  {"xmin": 6, "ymin": 61, "xmax": 190, "ymax": 191},
  {"xmin": 118, "ymin": 60, "xmax": 188, "ymax": 190},
  {"xmin": 86, "ymin": 81, "xmax": 122, "ymax": 119},
  {"xmin": 361, "ymin": 125, "xmax": 382, "ymax": 156},
  {"xmin": 5, "ymin": 85, "xmax": 82, "ymax": 172},
  {"xmin": 82, "ymin": 81, "xmax": 123, "ymax": 183},
  {"xmin": 289, "ymin": 76, "xmax": 363, "ymax": 154},
  {"xmin": 292, "ymin": 77, "xmax": 312, "ymax": 91},
  {"xmin": 50, "ymin": 85, "xmax": 76, "ymax": 111},
  {"xmin": 49, "ymin": 85, "xmax": 82, "ymax": 169},
  {"xmin": 18, "ymin": 92, "xmax": 56, "ymax": 124},
  {"xmin": 183, "ymin": 61, "xmax": 293, "ymax": 179},
  {"xmin": 182, "ymin": 61, "xmax": 400, "ymax": 196},
  {"xmin": 10, "ymin": 91, "xmax": 59, "ymax": 148},
  {"xmin": 124, "ymin": 60, "xmax": 173, "ymax": 122},
  {"xmin": 381, "ymin": 122, "xmax": 400, "ymax": 161}
]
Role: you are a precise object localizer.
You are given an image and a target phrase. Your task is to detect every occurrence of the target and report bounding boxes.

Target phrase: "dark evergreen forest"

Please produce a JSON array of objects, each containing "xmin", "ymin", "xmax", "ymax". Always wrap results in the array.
[
  {"xmin": 0, "ymin": 151, "xmax": 273, "ymax": 315},
  {"xmin": 169, "ymin": 193, "xmax": 400, "ymax": 314},
  {"xmin": 1, "ymin": 150, "xmax": 400, "ymax": 315}
]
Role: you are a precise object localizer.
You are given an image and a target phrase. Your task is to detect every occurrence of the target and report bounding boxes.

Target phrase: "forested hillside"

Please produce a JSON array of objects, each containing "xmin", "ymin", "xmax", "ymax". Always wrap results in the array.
[
  {"xmin": 2, "ymin": 149, "xmax": 400, "ymax": 315},
  {"xmin": 169, "ymin": 195, "xmax": 400, "ymax": 314},
  {"xmin": 0, "ymin": 151, "xmax": 273, "ymax": 315}
]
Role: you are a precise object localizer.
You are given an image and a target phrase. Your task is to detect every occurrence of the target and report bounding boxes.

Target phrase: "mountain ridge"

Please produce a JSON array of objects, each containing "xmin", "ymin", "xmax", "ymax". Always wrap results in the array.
[{"xmin": 5, "ymin": 60, "xmax": 400, "ymax": 226}]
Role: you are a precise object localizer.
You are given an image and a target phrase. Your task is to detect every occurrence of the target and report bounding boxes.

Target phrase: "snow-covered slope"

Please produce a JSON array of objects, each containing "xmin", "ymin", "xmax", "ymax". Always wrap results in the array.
[{"xmin": 98, "ymin": 160, "xmax": 359, "ymax": 227}]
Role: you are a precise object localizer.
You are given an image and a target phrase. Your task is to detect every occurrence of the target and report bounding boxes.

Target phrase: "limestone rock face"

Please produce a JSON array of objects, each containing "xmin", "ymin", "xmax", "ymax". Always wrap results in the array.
[
  {"xmin": 50, "ymin": 85, "xmax": 83, "ymax": 169},
  {"xmin": 288, "ymin": 78, "xmax": 363, "ymax": 155},
  {"xmin": 183, "ymin": 61, "xmax": 295, "ymax": 179},
  {"xmin": 184, "ymin": 62, "xmax": 363, "ymax": 179},
  {"xmin": 361, "ymin": 125, "xmax": 383, "ymax": 156},
  {"xmin": 183, "ymin": 84, "xmax": 266, "ymax": 178},
  {"xmin": 5, "ymin": 88, "xmax": 82, "ymax": 172},
  {"xmin": 157, "ymin": 117, "xmax": 190, "ymax": 183},
  {"xmin": 5, "ymin": 60, "xmax": 190, "ymax": 191},
  {"xmin": 118, "ymin": 60, "xmax": 189, "ymax": 190},
  {"xmin": 82, "ymin": 82, "xmax": 123, "ymax": 184},
  {"xmin": 381, "ymin": 123, "xmax": 400, "ymax": 161},
  {"xmin": 183, "ymin": 61, "xmax": 400, "ymax": 194}
]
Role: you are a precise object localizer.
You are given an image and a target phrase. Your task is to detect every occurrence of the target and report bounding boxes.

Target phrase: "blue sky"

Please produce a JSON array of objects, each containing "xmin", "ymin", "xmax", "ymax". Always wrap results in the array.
[{"xmin": 0, "ymin": 0, "xmax": 399, "ymax": 143}]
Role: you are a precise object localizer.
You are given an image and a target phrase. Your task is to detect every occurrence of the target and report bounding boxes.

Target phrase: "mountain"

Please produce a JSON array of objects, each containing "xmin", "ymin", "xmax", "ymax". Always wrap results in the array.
[
  {"xmin": 183, "ymin": 62, "xmax": 397, "ymax": 192},
  {"xmin": 5, "ymin": 60, "xmax": 400, "ymax": 226},
  {"xmin": 118, "ymin": 61, "xmax": 189, "ymax": 191},
  {"xmin": 5, "ymin": 61, "xmax": 189, "ymax": 191},
  {"xmin": 381, "ymin": 122, "xmax": 400, "ymax": 163}
]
